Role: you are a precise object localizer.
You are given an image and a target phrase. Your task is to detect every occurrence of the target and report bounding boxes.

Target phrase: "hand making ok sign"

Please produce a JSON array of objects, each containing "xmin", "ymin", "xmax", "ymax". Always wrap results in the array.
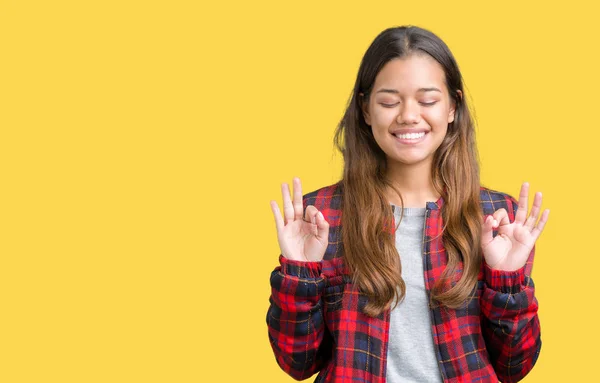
[
  {"xmin": 482, "ymin": 182, "xmax": 550, "ymax": 271},
  {"xmin": 270, "ymin": 177, "xmax": 329, "ymax": 262}
]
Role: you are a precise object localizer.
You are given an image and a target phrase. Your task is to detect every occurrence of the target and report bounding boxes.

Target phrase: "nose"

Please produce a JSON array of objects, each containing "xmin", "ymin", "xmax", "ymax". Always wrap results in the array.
[{"xmin": 396, "ymin": 100, "xmax": 420, "ymax": 125}]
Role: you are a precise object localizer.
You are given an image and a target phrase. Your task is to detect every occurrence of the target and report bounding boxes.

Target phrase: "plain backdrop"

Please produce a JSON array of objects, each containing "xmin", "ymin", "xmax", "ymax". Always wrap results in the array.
[{"xmin": 1, "ymin": 1, "xmax": 598, "ymax": 382}]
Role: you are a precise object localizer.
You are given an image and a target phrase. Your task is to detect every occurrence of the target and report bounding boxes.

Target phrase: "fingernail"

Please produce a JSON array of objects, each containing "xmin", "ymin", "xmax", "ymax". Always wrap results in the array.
[
  {"xmin": 493, "ymin": 220, "xmax": 498, "ymax": 227},
  {"xmin": 311, "ymin": 216, "xmax": 316, "ymax": 224},
  {"xmin": 318, "ymin": 211, "xmax": 324, "ymax": 220}
]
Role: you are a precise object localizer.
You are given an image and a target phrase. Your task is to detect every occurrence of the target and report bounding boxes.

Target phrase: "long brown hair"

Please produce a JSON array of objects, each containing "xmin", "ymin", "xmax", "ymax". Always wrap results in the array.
[{"xmin": 333, "ymin": 26, "xmax": 481, "ymax": 317}]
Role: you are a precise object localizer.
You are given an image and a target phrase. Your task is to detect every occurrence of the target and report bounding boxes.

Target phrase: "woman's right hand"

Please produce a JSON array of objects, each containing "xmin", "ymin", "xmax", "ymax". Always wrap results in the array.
[{"xmin": 270, "ymin": 177, "xmax": 329, "ymax": 262}]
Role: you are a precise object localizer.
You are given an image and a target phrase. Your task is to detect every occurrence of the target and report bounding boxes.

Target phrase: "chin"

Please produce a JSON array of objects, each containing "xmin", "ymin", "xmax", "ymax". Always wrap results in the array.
[{"xmin": 387, "ymin": 153, "xmax": 432, "ymax": 167}]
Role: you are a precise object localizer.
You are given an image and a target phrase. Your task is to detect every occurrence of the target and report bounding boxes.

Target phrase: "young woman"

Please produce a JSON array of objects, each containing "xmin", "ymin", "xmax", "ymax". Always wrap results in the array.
[{"xmin": 266, "ymin": 25, "xmax": 549, "ymax": 383}]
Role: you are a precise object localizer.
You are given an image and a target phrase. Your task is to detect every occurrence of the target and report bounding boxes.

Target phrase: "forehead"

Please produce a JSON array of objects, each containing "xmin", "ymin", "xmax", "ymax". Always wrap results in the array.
[{"xmin": 372, "ymin": 55, "xmax": 448, "ymax": 94}]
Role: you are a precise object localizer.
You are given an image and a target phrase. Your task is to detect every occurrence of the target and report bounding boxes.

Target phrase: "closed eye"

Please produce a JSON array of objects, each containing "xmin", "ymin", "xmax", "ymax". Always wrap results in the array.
[{"xmin": 380, "ymin": 101, "xmax": 438, "ymax": 108}]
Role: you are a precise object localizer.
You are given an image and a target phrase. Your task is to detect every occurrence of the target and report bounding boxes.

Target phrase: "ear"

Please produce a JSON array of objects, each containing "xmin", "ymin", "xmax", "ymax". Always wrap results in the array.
[
  {"xmin": 359, "ymin": 92, "xmax": 371, "ymax": 126},
  {"xmin": 448, "ymin": 89, "xmax": 462, "ymax": 124}
]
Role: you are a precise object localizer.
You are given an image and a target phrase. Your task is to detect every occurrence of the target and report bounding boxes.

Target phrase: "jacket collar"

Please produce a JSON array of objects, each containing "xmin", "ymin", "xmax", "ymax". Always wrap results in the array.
[{"xmin": 390, "ymin": 196, "xmax": 443, "ymax": 212}]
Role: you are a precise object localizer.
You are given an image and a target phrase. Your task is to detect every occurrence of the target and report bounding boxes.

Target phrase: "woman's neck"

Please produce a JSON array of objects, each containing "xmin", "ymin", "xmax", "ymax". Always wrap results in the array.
[{"xmin": 385, "ymin": 160, "xmax": 440, "ymax": 208}]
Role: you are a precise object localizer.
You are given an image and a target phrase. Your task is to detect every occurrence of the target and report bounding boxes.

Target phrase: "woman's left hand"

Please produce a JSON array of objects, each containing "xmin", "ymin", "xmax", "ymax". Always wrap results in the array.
[{"xmin": 482, "ymin": 182, "xmax": 550, "ymax": 271}]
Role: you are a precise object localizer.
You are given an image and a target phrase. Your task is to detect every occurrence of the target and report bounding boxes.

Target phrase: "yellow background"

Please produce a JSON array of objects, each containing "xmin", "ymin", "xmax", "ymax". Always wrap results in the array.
[{"xmin": 1, "ymin": 1, "xmax": 597, "ymax": 382}]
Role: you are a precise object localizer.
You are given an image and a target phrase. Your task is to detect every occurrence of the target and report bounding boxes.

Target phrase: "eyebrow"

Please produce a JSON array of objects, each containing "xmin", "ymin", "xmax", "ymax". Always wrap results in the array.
[{"xmin": 375, "ymin": 87, "xmax": 442, "ymax": 94}]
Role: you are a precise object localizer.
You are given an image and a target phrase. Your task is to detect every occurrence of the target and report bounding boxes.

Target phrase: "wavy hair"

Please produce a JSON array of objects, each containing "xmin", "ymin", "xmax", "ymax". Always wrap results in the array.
[{"xmin": 333, "ymin": 25, "xmax": 481, "ymax": 317}]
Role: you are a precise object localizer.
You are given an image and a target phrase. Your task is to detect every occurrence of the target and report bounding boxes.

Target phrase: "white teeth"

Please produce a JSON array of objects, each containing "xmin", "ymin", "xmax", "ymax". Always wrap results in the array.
[{"xmin": 394, "ymin": 132, "xmax": 425, "ymax": 140}]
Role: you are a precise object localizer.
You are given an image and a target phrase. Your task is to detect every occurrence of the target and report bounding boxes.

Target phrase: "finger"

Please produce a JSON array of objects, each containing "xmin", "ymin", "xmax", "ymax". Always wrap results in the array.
[
  {"xmin": 531, "ymin": 209, "xmax": 550, "ymax": 241},
  {"xmin": 281, "ymin": 182, "xmax": 294, "ymax": 224},
  {"xmin": 314, "ymin": 210, "xmax": 329, "ymax": 241},
  {"xmin": 270, "ymin": 200, "xmax": 284, "ymax": 233},
  {"xmin": 515, "ymin": 182, "xmax": 529, "ymax": 224},
  {"xmin": 481, "ymin": 215, "xmax": 494, "ymax": 246},
  {"xmin": 525, "ymin": 191, "xmax": 542, "ymax": 230},
  {"xmin": 305, "ymin": 205, "xmax": 319, "ymax": 235},
  {"xmin": 305, "ymin": 205, "xmax": 319, "ymax": 223},
  {"xmin": 492, "ymin": 208, "xmax": 510, "ymax": 228},
  {"xmin": 292, "ymin": 177, "xmax": 304, "ymax": 221}
]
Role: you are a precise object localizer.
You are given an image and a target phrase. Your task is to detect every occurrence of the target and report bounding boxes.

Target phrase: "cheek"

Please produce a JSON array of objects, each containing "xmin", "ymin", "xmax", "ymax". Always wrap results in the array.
[
  {"xmin": 370, "ymin": 107, "xmax": 398, "ymax": 126},
  {"xmin": 423, "ymin": 107, "xmax": 451, "ymax": 127},
  {"xmin": 373, "ymin": 112, "xmax": 394, "ymax": 129},
  {"xmin": 370, "ymin": 125, "xmax": 391, "ymax": 151},
  {"xmin": 370, "ymin": 126, "xmax": 387, "ymax": 147}
]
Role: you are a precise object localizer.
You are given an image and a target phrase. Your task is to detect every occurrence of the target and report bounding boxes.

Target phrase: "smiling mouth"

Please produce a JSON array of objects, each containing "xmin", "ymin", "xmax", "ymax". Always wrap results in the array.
[{"xmin": 392, "ymin": 132, "xmax": 427, "ymax": 140}]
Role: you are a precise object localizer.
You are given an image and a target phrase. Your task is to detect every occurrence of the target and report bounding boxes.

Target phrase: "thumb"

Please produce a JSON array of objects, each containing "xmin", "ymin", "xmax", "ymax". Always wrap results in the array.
[{"xmin": 481, "ymin": 215, "xmax": 494, "ymax": 247}]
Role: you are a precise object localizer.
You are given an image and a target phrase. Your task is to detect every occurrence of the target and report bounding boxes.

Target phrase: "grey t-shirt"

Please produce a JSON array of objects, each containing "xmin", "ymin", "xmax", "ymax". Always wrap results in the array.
[{"xmin": 385, "ymin": 205, "xmax": 443, "ymax": 383}]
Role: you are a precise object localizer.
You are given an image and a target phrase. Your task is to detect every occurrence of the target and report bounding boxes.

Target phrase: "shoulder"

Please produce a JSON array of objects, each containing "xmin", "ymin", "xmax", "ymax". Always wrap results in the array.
[
  {"xmin": 479, "ymin": 186, "xmax": 519, "ymax": 219},
  {"xmin": 302, "ymin": 181, "xmax": 343, "ymax": 211}
]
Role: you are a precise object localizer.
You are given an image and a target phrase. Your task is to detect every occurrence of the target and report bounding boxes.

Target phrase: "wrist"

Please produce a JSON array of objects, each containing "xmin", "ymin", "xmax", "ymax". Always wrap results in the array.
[
  {"xmin": 484, "ymin": 255, "xmax": 526, "ymax": 272},
  {"xmin": 279, "ymin": 254, "xmax": 323, "ymax": 278},
  {"xmin": 484, "ymin": 262, "xmax": 525, "ymax": 293}
]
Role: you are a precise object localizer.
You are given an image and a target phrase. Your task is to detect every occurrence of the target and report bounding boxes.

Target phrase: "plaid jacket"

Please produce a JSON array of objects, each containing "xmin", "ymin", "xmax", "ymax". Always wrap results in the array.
[{"xmin": 267, "ymin": 182, "xmax": 541, "ymax": 383}]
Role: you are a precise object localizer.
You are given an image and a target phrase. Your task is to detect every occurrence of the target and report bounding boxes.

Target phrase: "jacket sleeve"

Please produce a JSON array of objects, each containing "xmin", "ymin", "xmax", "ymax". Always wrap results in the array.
[
  {"xmin": 266, "ymin": 255, "xmax": 331, "ymax": 380},
  {"xmin": 480, "ymin": 197, "xmax": 542, "ymax": 383}
]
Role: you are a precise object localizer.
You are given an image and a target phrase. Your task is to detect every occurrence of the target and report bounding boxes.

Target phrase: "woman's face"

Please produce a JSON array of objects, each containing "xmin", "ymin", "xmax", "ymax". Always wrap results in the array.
[{"xmin": 361, "ymin": 54, "xmax": 457, "ymax": 169}]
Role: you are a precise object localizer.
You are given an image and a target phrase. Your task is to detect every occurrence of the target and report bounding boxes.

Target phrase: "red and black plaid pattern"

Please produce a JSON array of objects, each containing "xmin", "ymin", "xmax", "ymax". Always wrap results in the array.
[{"xmin": 267, "ymin": 182, "xmax": 541, "ymax": 382}]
